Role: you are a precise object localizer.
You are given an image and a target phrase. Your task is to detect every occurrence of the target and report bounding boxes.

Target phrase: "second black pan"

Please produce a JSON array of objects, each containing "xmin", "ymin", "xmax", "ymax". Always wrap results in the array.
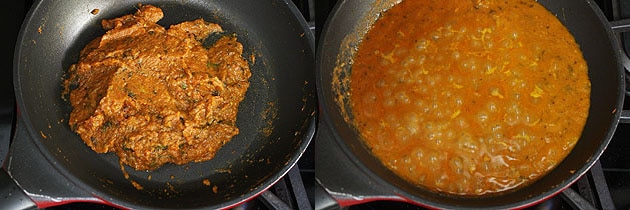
[
  {"xmin": 10, "ymin": 0, "xmax": 316, "ymax": 209},
  {"xmin": 317, "ymin": 0, "xmax": 625, "ymax": 208}
]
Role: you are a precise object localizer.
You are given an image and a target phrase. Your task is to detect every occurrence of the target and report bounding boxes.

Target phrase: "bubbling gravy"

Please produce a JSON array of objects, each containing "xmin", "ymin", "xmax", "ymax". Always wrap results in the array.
[{"xmin": 350, "ymin": 0, "xmax": 590, "ymax": 195}]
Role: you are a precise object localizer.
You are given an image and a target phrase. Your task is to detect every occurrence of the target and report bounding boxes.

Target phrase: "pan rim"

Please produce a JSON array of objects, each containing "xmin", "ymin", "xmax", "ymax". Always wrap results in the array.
[
  {"xmin": 315, "ymin": 0, "xmax": 625, "ymax": 209},
  {"xmin": 12, "ymin": 0, "xmax": 317, "ymax": 209}
]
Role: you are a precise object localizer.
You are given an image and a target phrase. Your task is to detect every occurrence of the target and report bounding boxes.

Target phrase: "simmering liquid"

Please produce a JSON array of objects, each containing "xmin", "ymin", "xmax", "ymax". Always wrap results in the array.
[{"xmin": 350, "ymin": 0, "xmax": 590, "ymax": 195}]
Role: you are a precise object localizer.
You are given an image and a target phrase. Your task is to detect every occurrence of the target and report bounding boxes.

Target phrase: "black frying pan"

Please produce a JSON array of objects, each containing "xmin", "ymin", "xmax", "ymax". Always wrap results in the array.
[
  {"xmin": 317, "ymin": 0, "xmax": 626, "ymax": 208},
  {"xmin": 8, "ymin": 0, "xmax": 315, "ymax": 209}
]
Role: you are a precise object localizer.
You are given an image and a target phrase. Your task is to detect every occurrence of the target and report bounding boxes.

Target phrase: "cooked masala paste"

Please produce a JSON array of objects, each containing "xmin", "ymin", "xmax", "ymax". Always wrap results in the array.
[
  {"xmin": 350, "ymin": 0, "xmax": 590, "ymax": 195},
  {"xmin": 64, "ymin": 5, "xmax": 251, "ymax": 170}
]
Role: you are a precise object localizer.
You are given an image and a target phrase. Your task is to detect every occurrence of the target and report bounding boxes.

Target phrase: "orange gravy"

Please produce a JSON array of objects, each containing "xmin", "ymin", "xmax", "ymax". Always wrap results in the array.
[{"xmin": 350, "ymin": 0, "xmax": 590, "ymax": 195}]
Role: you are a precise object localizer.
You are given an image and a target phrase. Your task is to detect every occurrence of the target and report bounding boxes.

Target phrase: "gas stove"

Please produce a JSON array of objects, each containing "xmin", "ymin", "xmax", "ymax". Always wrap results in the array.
[
  {"xmin": 314, "ymin": 0, "xmax": 630, "ymax": 209},
  {"xmin": 3, "ymin": 0, "xmax": 630, "ymax": 209},
  {"xmin": 1, "ymin": 0, "xmax": 314, "ymax": 210}
]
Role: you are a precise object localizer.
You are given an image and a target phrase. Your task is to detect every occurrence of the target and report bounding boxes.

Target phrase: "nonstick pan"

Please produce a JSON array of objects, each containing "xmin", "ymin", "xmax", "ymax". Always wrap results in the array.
[
  {"xmin": 7, "ymin": 0, "xmax": 316, "ymax": 209},
  {"xmin": 317, "ymin": 0, "xmax": 627, "ymax": 208}
]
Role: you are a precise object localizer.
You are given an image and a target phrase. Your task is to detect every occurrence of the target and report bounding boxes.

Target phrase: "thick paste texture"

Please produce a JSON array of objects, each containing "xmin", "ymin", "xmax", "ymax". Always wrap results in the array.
[{"xmin": 64, "ymin": 5, "xmax": 251, "ymax": 170}]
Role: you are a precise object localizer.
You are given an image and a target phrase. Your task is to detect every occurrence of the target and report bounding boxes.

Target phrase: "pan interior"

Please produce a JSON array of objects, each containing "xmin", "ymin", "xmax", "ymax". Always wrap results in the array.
[
  {"xmin": 14, "ymin": 0, "xmax": 315, "ymax": 209},
  {"xmin": 318, "ymin": 0, "xmax": 622, "ymax": 208}
]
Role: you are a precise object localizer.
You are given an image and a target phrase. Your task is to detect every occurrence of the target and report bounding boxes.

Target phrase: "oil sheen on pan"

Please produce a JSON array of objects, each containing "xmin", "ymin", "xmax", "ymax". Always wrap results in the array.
[
  {"xmin": 63, "ymin": 5, "xmax": 252, "ymax": 171},
  {"xmin": 350, "ymin": 0, "xmax": 590, "ymax": 195}
]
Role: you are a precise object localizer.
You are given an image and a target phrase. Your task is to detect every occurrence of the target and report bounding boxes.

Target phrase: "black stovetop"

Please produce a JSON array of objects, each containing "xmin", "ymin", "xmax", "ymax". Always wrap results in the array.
[
  {"xmin": 313, "ymin": 0, "xmax": 630, "ymax": 209},
  {"xmin": 3, "ymin": 0, "xmax": 630, "ymax": 209},
  {"xmin": 1, "ymin": 1, "xmax": 314, "ymax": 210}
]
